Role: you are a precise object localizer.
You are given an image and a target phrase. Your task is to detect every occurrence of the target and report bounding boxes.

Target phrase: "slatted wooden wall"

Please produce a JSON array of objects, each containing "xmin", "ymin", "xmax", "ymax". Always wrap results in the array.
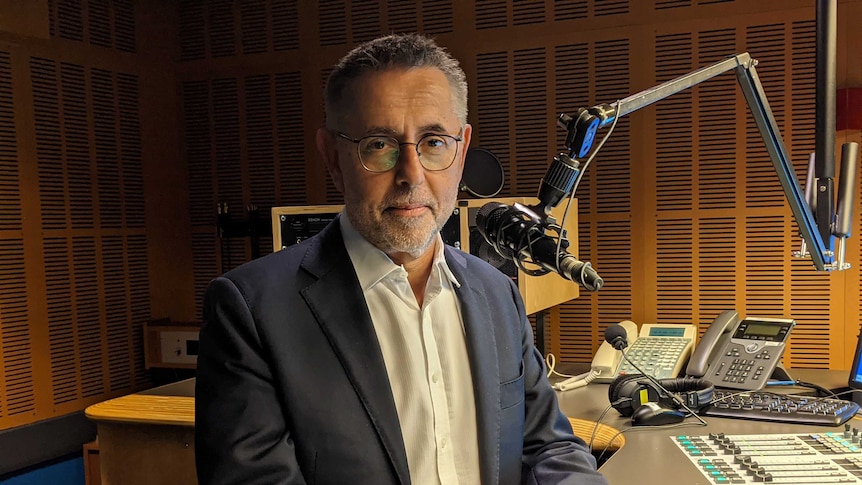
[
  {"xmin": 174, "ymin": 0, "xmax": 862, "ymax": 371},
  {"xmin": 0, "ymin": 0, "xmax": 191, "ymax": 431}
]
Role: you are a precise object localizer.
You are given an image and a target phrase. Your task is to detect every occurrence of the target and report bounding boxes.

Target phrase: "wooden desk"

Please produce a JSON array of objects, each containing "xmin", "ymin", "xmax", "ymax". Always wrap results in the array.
[
  {"xmin": 556, "ymin": 368, "xmax": 861, "ymax": 484},
  {"xmin": 85, "ymin": 384, "xmax": 195, "ymax": 485}
]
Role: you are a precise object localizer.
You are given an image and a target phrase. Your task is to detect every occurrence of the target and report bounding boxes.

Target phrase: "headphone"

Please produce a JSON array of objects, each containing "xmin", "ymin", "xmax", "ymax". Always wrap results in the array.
[{"xmin": 608, "ymin": 373, "xmax": 715, "ymax": 418}]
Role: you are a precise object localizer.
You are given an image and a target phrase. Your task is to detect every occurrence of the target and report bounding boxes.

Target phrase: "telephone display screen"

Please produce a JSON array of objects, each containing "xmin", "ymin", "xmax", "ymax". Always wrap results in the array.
[
  {"xmin": 743, "ymin": 322, "xmax": 783, "ymax": 337},
  {"xmin": 733, "ymin": 319, "xmax": 792, "ymax": 342},
  {"xmin": 647, "ymin": 327, "xmax": 686, "ymax": 337}
]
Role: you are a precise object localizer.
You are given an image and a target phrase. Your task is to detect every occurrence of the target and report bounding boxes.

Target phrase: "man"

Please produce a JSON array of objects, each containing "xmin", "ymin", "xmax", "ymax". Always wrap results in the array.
[{"xmin": 195, "ymin": 33, "xmax": 607, "ymax": 485}]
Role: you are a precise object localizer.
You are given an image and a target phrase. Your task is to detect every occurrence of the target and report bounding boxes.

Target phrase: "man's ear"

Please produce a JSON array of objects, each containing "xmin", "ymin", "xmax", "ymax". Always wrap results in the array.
[
  {"xmin": 452, "ymin": 123, "xmax": 473, "ymax": 177},
  {"xmin": 316, "ymin": 128, "xmax": 344, "ymax": 193}
]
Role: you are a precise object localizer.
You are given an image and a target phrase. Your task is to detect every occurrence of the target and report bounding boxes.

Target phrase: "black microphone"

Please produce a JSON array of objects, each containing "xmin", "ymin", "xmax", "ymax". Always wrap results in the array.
[
  {"xmin": 604, "ymin": 324, "xmax": 707, "ymax": 426},
  {"xmin": 604, "ymin": 324, "xmax": 628, "ymax": 351},
  {"xmin": 476, "ymin": 202, "xmax": 604, "ymax": 291}
]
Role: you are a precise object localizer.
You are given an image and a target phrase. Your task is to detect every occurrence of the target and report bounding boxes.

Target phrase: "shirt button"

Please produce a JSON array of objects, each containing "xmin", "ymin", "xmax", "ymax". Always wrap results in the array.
[
  {"xmin": 440, "ymin": 437, "xmax": 448, "ymax": 449},
  {"xmin": 431, "ymin": 373, "xmax": 440, "ymax": 384}
]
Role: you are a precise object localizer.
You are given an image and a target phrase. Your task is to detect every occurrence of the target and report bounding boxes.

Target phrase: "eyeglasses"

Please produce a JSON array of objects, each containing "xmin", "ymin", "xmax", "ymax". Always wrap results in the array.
[{"xmin": 335, "ymin": 129, "xmax": 463, "ymax": 173}]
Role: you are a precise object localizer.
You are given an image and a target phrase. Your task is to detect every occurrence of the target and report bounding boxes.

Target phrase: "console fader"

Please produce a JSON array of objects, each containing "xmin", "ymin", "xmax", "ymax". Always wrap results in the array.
[{"xmin": 674, "ymin": 427, "xmax": 862, "ymax": 483}]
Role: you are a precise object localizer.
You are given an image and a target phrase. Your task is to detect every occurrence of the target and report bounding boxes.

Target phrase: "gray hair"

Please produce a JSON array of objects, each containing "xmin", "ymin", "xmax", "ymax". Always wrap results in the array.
[{"xmin": 323, "ymin": 33, "xmax": 468, "ymax": 128}]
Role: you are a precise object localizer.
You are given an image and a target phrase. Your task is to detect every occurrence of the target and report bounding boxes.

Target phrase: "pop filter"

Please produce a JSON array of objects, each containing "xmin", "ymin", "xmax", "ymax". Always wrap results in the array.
[{"xmin": 460, "ymin": 148, "xmax": 504, "ymax": 198}]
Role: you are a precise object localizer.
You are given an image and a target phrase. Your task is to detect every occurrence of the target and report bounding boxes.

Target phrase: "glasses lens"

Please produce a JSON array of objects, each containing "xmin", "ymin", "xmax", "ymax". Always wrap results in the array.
[
  {"xmin": 417, "ymin": 134, "xmax": 458, "ymax": 170},
  {"xmin": 358, "ymin": 136, "xmax": 399, "ymax": 172}
]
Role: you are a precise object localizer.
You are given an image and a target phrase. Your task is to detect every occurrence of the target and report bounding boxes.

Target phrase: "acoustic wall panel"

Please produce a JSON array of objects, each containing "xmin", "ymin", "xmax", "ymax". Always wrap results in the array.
[
  {"xmin": 18, "ymin": 52, "xmax": 151, "ymax": 429},
  {"xmin": 209, "ymin": 0, "xmax": 236, "ymax": 58},
  {"xmin": 246, "ymin": 74, "xmax": 278, "ymax": 210},
  {"xmin": 272, "ymin": 0, "xmax": 300, "ymax": 51},
  {"xmin": 179, "ymin": 1, "xmax": 207, "ymax": 61},
  {"xmin": 513, "ymin": 47, "xmax": 548, "ymax": 196},
  {"xmin": 275, "ymin": 72, "xmax": 306, "ymax": 205},
  {"xmin": 595, "ymin": 219, "xmax": 633, "ymax": 327},
  {"xmin": 696, "ymin": 29, "xmax": 737, "ymax": 212},
  {"xmin": 191, "ymin": 232, "xmax": 218, "ymax": 321},
  {"xmin": 49, "ymin": 0, "xmax": 136, "ymax": 52},
  {"xmin": 475, "ymin": 51, "xmax": 512, "ymax": 196},
  {"xmin": 0, "ymin": 240, "xmax": 34, "ymax": 418},
  {"xmin": 697, "ymin": 217, "xmax": 737, "ymax": 334},
  {"xmin": 183, "ymin": 71, "xmax": 306, "ymax": 317},
  {"xmin": 213, "ymin": 78, "xmax": 242, "ymax": 215},
  {"xmin": 240, "ymin": 0, "xmax": 268, "ymax": 55},
  {"xmin": 655, "ymin": 219, "xmax": 694, "ymax": 323},
  {"xmin": 655, "ymin": 33, "xmax": 694, "ymax": 212}
]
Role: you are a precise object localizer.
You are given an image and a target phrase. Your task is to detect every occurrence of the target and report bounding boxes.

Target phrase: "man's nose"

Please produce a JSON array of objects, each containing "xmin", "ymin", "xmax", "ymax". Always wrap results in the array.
[{"xmin": 394, "ymin": 145, "xmax": 426, "ymax": 187}]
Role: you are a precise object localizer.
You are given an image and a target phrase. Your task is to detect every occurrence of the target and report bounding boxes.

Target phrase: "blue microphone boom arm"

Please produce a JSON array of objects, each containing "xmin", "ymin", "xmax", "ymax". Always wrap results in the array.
[{"xmin": 561, "ymin": 52, "xmax": 851, "ymax": 271}]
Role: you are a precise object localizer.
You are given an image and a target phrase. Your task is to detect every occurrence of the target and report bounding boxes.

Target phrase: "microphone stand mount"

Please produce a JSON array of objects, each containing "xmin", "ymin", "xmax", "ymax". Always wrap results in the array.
[{"xmin": 558, "ymin": 52, "xmax": 857, "ymax": 272}]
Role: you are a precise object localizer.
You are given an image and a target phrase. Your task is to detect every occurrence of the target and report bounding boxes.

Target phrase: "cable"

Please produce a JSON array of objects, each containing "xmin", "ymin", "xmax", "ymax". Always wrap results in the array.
[
  {"xmin": 765, "ymin": 379, "xmax": 839, "ymax": 399},
  {"xmin": 588, "ymin": 402, "xmax": 622, "ymax": 451},
  {"xmin": 553, "ymin": 368, "xmax": 602, "ymax": 391},
  {"xmin": 545, "ymin": 353, "xmax": 578, "ymax": 379},
  {"xmin": 586, "ymin": 399, "xmax": 706, "ymax": 465},
  {"xmin": 793, "ymin": 380, "xmax": 838, "ymax": 398}
]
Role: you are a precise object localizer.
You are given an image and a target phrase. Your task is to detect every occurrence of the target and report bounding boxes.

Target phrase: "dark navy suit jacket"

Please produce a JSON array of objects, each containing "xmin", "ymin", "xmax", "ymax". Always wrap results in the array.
[{"xmin": 195, "ymin": 218, "xmax": 607, "ymax": 485}]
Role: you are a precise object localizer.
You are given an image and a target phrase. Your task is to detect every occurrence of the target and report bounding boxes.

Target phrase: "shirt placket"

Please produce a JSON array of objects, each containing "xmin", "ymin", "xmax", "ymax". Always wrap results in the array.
[{"xmin": 420, "ymin": 269, "xmax": 458, "ymax": 485}]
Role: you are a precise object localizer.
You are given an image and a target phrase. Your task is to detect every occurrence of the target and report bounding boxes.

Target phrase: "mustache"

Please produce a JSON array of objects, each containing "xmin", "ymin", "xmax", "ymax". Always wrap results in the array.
[{"xmin": 382, "ymin": 189, "xmax": 435, "ymax": 209}]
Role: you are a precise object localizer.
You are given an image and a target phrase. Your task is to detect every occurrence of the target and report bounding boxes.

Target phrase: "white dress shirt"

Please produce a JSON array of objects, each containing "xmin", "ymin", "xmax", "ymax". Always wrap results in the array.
[{"xmin": 340, "ymin": 215, "xmax": 481, "ymax": 485}]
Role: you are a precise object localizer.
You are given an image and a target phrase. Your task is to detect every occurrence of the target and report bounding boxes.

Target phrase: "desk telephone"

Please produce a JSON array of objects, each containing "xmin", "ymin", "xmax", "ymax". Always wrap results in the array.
[{"xmin": 554, "ymin": 310, "xmax": 795, "ymax": 391}]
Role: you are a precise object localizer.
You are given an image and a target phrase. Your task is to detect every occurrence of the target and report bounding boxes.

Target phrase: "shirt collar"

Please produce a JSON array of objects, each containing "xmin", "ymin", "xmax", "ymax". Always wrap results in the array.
[{"xmin": 339, "ymin": 213, "xmax": 461, "ymax": 291}]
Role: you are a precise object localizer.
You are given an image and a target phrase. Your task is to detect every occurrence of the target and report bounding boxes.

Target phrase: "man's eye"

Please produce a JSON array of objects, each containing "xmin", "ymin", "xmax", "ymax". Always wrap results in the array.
[
  {"xmin": 422, "ymin": 136, "xmax": 447, "ymax": 150},
  {"xmin": 364, "ymin": 137, "xmax": 396, "ymax": 151}
]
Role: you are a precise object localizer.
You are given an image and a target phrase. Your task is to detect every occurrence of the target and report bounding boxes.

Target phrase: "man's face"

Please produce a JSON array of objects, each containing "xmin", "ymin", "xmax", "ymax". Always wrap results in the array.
[{"xmin": 318, "ymin": 67, "xmax": 472, "ymax": 262}]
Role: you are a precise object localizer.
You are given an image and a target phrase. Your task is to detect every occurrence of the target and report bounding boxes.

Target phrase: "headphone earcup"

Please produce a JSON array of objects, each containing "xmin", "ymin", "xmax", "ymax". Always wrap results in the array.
[{"xmin": 608, "ymin": 374, "xmax": 651, "ymax": 417}]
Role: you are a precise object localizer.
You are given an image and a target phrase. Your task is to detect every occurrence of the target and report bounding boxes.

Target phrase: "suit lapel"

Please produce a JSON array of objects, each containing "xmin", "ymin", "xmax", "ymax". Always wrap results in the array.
[
  {"xmin": 300, "ymin": 219, "xmax": 410, "ymax": 485},
  {"xmin": 446, "ymin": 248, "xmax": 501, "ymax": 485}
]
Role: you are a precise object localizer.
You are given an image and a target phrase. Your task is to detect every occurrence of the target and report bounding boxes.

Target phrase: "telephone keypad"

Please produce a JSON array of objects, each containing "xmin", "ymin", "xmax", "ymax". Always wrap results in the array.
[
  {"xmin": 616, "ymin": 337, "xmax": 692, "ymax": 379},
  {"xmin": 714, "ymin": 344, "xmax": 778, "ymax": 388}
]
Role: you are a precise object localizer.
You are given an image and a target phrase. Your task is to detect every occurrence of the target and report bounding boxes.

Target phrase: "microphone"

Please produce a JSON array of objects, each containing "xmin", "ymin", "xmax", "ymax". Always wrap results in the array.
[
  {"xmin": 604, "ymin": 324, "xmax": 707, "ymax": 426},
  {"xmin": 476, "ymin": 202, "xmax": 604, "ymax": 291},
  {"xmin": 604, "ymin": 324, "xmax": 628, "ymax": 351}
]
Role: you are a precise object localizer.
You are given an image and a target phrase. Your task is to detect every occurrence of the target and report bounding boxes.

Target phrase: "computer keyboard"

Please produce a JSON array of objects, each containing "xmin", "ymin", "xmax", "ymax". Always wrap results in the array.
[{"xmin": 701, "ymin": 389, "xmax": 860, "ymax": 426}]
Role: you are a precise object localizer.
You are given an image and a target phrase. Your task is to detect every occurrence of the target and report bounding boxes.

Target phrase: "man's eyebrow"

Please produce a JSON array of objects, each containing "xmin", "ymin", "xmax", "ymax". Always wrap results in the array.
[
  {"xmin": 363, "ymin": 126, "xmax": 398, "ymax": 136},
  {"xmin": 360, "ymin": 124, "xmax": 452, "ymax": 137}
]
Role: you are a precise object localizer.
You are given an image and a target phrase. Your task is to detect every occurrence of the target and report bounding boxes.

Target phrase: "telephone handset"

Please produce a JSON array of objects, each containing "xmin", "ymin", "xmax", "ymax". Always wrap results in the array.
[
  {"xmin": 688, "ymin": 310, "xmax": 795, "ymax": 390},
  {"xmin": 553, "ymin": 320, "xmax": 637, "ymax": 391},
  {"xmin": 590, "ymin": 320, "xmax": 638, "ymax": 379},
  {"xmin": 685, "ymin": 310, "xmax": 739, "ymax": 378}
]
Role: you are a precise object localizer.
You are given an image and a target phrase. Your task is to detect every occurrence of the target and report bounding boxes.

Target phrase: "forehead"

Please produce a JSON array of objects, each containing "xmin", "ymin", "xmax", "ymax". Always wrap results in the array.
[{"xmin": 341, "ymin": 67, "xmax": 459, "ymax": 133}]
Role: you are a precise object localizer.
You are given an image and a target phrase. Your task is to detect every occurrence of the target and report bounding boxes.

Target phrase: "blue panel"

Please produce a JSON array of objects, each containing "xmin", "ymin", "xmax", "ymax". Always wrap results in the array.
[{"xmin": 1, "ymin": 457, "xmax": 84, "ymax": 485}]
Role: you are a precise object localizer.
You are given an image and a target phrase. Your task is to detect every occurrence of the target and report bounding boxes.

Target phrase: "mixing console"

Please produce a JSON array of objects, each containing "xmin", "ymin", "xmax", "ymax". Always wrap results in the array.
[{"xmin": 674, "ymin": 428, "xmax": 862, "ymax": 483}]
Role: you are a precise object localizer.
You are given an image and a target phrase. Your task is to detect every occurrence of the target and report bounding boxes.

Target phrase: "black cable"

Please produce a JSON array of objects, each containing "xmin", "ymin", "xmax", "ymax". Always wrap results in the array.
[{"xmin": 793, "ymin": 379, "xmax": 838, "ymax": 399}]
